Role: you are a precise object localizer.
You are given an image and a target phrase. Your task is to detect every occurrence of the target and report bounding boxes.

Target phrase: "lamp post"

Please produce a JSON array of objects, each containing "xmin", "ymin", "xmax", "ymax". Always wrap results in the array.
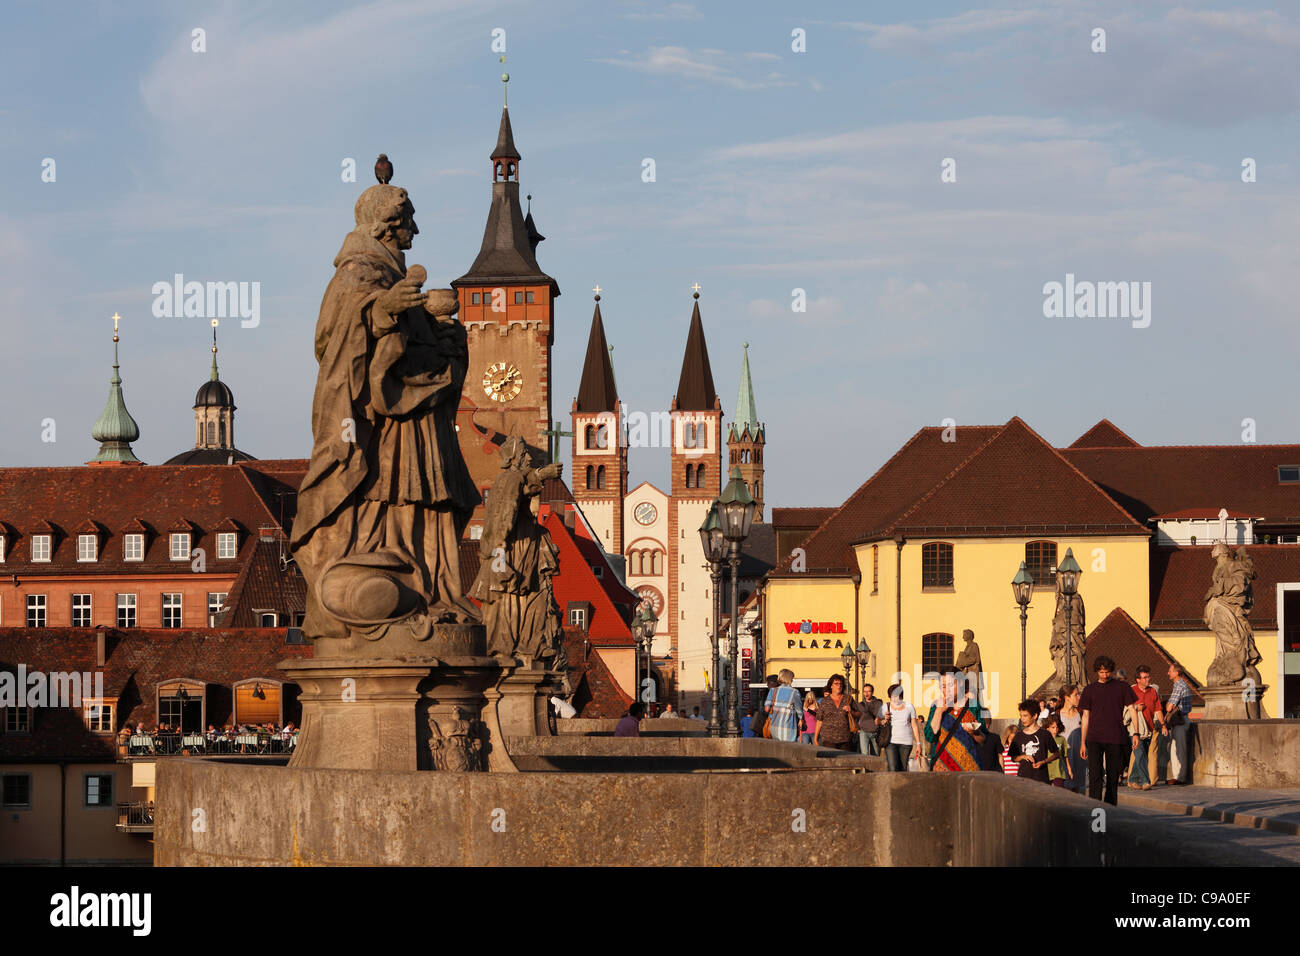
[
  {"xmin": 718, "ymin": 467, "xmax": 756, "ymax": 737},
  {"xmin": 699, "ymin": 502, "xmax": 727, "ymax": 737},
  {"xmin": 1012, "ymin": 562, "xmax": 1034, "ymax": 702},
  {"xmin": 840, "ymin": 643, "xmax": 854, "ymax": 693},
  {"xmin": 1057, "ymin": 548, "xmax": 1082, "ymax": 687},
  {"xmin": 855, "ymin": 638, "xmax": 871, "ymax": 695}
]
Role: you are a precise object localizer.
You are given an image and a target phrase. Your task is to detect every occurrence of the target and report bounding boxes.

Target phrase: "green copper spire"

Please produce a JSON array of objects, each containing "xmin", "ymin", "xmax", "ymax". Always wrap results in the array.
[
  {"xmin": 89, "ymin": 313, "xmax": 143, "ymax": 464},
  {"xmin": 729, "ymin": 342, "xmax": 763, "ymax": 442}
]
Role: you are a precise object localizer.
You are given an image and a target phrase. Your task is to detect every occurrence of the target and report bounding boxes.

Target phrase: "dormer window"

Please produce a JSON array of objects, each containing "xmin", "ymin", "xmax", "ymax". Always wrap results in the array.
[
  {"xmin": 30, "ymin": 535, "xmax": 51, "ymax": 563},
  {"xmin": 1279, "ymin": 466, "xmax": 1300, "ymax": 484},
  {"xmin": 77, "ymin": 534, "xmax": 98, "ymax": 562},
  {"xmin": 123, "ymin": 534, "xmax": 143, "ymax": 561},
  {"xmin": 169, "ymin": 533, "xmax": 190, "ymax": 561},
  {"xmin": 216, "ymin": 532, "xmax": 238, "ymax": 560}
]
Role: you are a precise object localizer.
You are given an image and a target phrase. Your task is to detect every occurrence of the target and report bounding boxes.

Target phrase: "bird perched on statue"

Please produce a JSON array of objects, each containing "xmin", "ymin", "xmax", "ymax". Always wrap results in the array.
[{"xmin": 374, "ymin": 153, "xmax": 393, "ymax": 185}]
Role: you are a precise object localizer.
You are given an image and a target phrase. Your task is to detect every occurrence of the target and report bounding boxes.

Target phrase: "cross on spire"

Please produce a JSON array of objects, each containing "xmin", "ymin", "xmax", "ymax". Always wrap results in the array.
[
  {"xmin": 592, "ymin": 284, "xmax": 602, "ymax": 299},
  {"xmin": 690, "ymin": 282, "xmax": 702, "ymax": 297}
]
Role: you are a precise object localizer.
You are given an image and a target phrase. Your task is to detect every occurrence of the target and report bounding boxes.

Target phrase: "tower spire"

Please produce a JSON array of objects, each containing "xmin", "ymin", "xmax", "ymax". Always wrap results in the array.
[
  {"xmin": 673, "ymin": 286, "xmax": 718, "ymax": 411},
  {"xmin": 575, "ymin": 290, "xmax": 618, "ymax": 413},
  {"xmin": 210, "ymin": 317, "xmax": 220, "ymax": 381},
  {"xmin": 88, "ymin": 312, "xmax": 143, "ymax": 465},
  {"xmin": 730, "ymin": 342, "xmax": 763, "ymax": 441}
]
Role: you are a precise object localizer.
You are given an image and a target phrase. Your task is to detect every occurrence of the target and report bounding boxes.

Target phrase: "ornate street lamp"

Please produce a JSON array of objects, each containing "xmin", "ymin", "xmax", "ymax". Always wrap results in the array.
[
  {"xmin": 856, "ymin": 638, "xmax": 871, "ymax": 695},
  {"xmin": 718, "ymin": 467, "xmax": 756, "ymax": 737},
  {"xmin": 1012, "ymin": 561, "xmax": 1034, "ymax": 701},
  {"xmin": 699, "ymin": 502, "xmax": 727, "ymax": 736},
  {"xmin": 840, "ymin": 642, "xmax": 854, "ymax": 691},
  {"xmin": 1057, "ymin": 548, "xmax": 1082, "ymax": 687}
]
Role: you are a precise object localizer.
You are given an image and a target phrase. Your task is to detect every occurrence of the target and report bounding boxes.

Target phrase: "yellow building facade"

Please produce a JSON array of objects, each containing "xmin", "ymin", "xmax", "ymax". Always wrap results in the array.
[{"xmin": 765, "ymin": 535, "xmax": 1151, "ymax": 718}]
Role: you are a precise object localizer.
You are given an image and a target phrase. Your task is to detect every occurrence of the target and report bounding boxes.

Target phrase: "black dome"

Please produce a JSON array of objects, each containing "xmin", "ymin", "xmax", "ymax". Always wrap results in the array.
[{"xmin": 195, "ymin": 378, "xmax": 235, "ymax": 408}]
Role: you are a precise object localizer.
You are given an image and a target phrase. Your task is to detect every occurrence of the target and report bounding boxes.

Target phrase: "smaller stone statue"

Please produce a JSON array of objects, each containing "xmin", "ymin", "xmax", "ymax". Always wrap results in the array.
[
  {"xmin": 953, "ymin": 628, "xmax": 982, "ymax": 702},
  {"xmin": 1049, "ymin": 590, "xmax": 1085, "ymax": 688},
  {"xmin": 1204, "ymin": 542, "xmax": 1262, "ymax": 688},
  {"xmin": 469, "ymin": 437, "xmax": 566, "ymax": 666},
  {"xmin": 428, "ymin": 706, "xmax": 485, "ymax": 772}
]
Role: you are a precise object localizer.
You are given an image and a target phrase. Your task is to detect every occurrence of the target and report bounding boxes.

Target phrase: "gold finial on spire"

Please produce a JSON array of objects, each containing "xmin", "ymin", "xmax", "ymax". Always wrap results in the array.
[
  {"xmin": 592, "ymin": 284, "xmax": 602, "ymax": 300},
  {"xmin": 690, "ymin": 282, "xmax": 702, "ymax": 299},
  {"xmin": 111, "ymin": 312, "xmax": 121, "ymax": 342},
  {"xmin": 500, "ymin": 54, "xmax": 509, "ymax": 106}
]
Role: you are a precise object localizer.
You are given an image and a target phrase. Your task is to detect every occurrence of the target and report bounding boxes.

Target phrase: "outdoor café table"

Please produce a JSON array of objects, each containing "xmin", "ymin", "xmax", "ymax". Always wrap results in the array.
[
  {"xmin": 129, "ymin": 735, "xmax": 154, "ymax": 755},
  {"xmin": 182, "ymin": 735, "xmax": 204, "ymax": 749},
  {"xmin": 236, "ymin": 733, "xmax": 258, "ymax": 753}
]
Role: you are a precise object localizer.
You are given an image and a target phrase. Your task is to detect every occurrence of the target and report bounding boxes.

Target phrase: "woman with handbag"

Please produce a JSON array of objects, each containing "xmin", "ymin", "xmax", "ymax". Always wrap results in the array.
[{"xmin": 813, "ymin": 673, "xmax": 859, "ymax": 751}]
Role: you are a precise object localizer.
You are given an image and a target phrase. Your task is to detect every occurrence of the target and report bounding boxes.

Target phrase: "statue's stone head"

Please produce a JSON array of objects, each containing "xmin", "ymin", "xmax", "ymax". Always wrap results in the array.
[
  {"xmin": 355, "ymin": 184, "xmax": 419, "ymax": 249},
  {"xmin": 500, "ymin": 436, "xmax": 531, "ymax": 470},
  {"xmin": 962, "ymin": 628, "xmax": 975, "ymax": 643}
]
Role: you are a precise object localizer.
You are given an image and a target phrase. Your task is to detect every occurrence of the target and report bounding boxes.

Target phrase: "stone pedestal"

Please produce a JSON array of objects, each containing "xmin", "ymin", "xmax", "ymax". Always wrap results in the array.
[
  {"xmin": 281, "ymin": 622, "xmax": 519, "ymax": 772},
  {"xmin": 1200, "ymin": 683, "xmax": 1268, "ymax": 721},
  {"xmin": 490, "ymin": 662, "xmax": 565, "ymax": 738}
]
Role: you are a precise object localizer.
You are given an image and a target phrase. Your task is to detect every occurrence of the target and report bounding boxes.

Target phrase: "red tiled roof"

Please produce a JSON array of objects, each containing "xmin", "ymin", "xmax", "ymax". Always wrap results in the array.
[
  {"xmin": 0, "ymin": 627, "xmax": 313, "ymax": 760},
  {"xmin": 1149, "ymin": 544, "xmax": 1300, "ymax": 629},
  {"xmin": 542, "ymin": 510, "xmax": 636, "ymax": 643},
  {"xmin": 0, "ymin": 465, "xmax": 284, "ymax": 574},
  {"xmin": 771, "ymin": 507, "xmax": 836, "ymax": 527},
  {"xmin": 562, "ymin": 627, "xmax": 632, "ymax": 718},
  {"xmin": 222, "ymin": 535, "xmax": 306, "ymax": 627},
  {"xmin": 1031, "ymin": 607, "xmax": 1203, "ymax": 706},
  {"xmin": 1064, "ymin": 445, "xmax": 1300, "ymax": 525},
  {"xmin": 1069, "ymin": 419, "xmax": 1140, "ymax": 448},
  {"xmin": 885, "ymin": 418, "xmax": 1148, "ymax": 538},
  {"xmin": 769, "ymin": 425, "xmax": 1003, "ymax": 575}
]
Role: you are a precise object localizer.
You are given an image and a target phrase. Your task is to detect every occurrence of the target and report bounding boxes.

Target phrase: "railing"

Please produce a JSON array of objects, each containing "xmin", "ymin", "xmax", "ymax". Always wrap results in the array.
[
  {"xmin": 116, "ymin": 802, "xmax": 155, "ymax": 832},
  {"xmin": 119, "ymin": 733, "xmax": 297, "ymax": 758}
]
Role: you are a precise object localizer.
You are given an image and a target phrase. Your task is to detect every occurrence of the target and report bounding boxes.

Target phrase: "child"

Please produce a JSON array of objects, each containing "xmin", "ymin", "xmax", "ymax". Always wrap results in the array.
[
  {"xmin": 1044, "ymin": 714, "xmax": 1068, "ymax": 788},
  {"xmin": 1008, "ymin": 698, "xmax": 1059, "ymax": 784},
  {"xmin": 1000, "ymin": 725, "xmax": 1019, "ymax": 775}
]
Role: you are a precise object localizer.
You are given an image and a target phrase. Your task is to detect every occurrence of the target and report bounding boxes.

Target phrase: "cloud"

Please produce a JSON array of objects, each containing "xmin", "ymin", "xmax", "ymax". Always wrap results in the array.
[{"xmin": 598, "ymin": 46, "xmax": 797, "ymax": 91}]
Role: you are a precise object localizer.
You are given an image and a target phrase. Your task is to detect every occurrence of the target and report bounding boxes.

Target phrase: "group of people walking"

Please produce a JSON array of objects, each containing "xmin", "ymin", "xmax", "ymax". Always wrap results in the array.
[{"xmin": 749, "ymin": 657, "xmax": 1196, "ymax": 805}]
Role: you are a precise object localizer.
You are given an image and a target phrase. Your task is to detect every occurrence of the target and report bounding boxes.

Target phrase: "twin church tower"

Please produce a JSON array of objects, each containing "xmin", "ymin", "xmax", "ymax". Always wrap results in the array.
[{"xmin": 452, "ymin": 100, "xmax": 767, "ymax": 700}]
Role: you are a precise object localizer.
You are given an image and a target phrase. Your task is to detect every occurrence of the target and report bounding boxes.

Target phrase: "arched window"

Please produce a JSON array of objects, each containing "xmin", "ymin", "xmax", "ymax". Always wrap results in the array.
[
  {"xmin": 585, "ymin": 465, "xmax": 594, "ymax": 489},
  {"xmin": 651, "ymin": 551, "xmax": 662, "ymax": 575},
  {"xmin": 218, "ymin": 420, "xmax": 226, "ymax": 445},
  {"xmin": 696, "ymin": 464, "xmax": 706, "ymax": 488},
  {"xmin": 596, "ymin": 425, "xmax": 608, "ymax": 449},
  {"xmin": 684, "ymin": 465, "xmax": 694, "ymax": 489},
  {"xmin": 922, "ymin": 633, "xmax": 955, "ymax": 675},
  {"xmin": 206, "ymin": 421, "xmax": 216, "ymax": 445},
  {"xmin": 1025, "ymin": 540, "xmax": 1058, "ymax": 588},
  {"xmin": 683, "ymin": 422, "xmax": 696, "ymax": 448},
  {"xmin": 585, "ymin": 425, "xmax": 596, "ymax": 449},
  {"xmin": 596, "ymin": 465, "xmax": 606, "ymax": 490},
  {"xmin": 921, "ymin": 542, "xmax": 954, "ymax": 588}
]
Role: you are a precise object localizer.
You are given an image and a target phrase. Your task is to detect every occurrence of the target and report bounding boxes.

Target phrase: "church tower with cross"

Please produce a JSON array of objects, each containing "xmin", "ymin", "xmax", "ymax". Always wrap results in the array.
[
  {"xmin": 727, "ymin": 343, "xmax": 765, "ymax": 521},
  {"xmin": 570, "ymin": 288, "xmax": 628, "ymax": 554},
  {"xmin": 451, "ymin": 68, "xmax": 560, "ymax": 523}
]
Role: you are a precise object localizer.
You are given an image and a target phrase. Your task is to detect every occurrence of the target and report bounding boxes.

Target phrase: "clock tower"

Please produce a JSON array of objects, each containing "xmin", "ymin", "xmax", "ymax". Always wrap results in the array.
[{"xmin": 451, "ymin": 94, "xmax": 560, "ymax": 524}]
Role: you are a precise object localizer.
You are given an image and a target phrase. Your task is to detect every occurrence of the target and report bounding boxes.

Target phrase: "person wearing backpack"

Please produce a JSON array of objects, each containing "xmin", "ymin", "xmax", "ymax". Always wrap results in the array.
[{"xmin": 763, "ymin": 670, "xmax": 802, "ymax": 742}]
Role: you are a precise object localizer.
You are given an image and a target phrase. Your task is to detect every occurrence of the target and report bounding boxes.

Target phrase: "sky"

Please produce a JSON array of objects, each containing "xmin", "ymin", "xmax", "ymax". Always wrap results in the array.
[{"xmin": 2, "ymin": 0, "xmax": 1298, "ymax": 510}]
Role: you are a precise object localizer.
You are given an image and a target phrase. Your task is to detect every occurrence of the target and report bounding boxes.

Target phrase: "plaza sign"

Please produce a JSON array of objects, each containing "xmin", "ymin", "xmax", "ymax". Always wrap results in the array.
[{"xmin": 783, "ymin": 620, "xmax": 850, "ymax": 651}]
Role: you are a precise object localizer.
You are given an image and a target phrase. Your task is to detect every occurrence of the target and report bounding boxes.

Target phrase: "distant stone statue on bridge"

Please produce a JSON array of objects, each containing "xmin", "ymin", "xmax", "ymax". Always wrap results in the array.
[{"xmin": 1204, "ymin": 542, "xmax": 1262, "ymax": 690}]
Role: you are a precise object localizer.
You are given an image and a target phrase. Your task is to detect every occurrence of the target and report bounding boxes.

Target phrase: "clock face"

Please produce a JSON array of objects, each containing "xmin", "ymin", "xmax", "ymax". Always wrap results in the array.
[
  {"xmin": 482, "ymin": 362, "xmax": 523, "ymax": 403},
  {"xmin": 634, "ymin": 502, "xmax": 658, "ymax": 525},
  {"xmin": 636, "ymin": 586, "xmax": 664, "ymax": 615}
]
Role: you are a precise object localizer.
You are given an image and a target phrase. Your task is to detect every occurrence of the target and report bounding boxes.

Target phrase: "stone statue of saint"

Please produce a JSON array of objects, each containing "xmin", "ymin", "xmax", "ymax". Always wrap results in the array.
[
  {"xmin": 469, "ymin": 438, "xmax": 566, "ymax": 670},
  {"xmin": 953, "ymin": 628, "xmax": 982, "ymax": 700},
  {"xmin": 290, "ymin": 183, "xmax": 481, "ymax": 641},
  {"xmin": 1204, "ymin": 542, "xmax": 1262, "ymax": 687},
  {"xmin": 1049, "ymin": 590, "xmax": 1085, "ymax": 687}
]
